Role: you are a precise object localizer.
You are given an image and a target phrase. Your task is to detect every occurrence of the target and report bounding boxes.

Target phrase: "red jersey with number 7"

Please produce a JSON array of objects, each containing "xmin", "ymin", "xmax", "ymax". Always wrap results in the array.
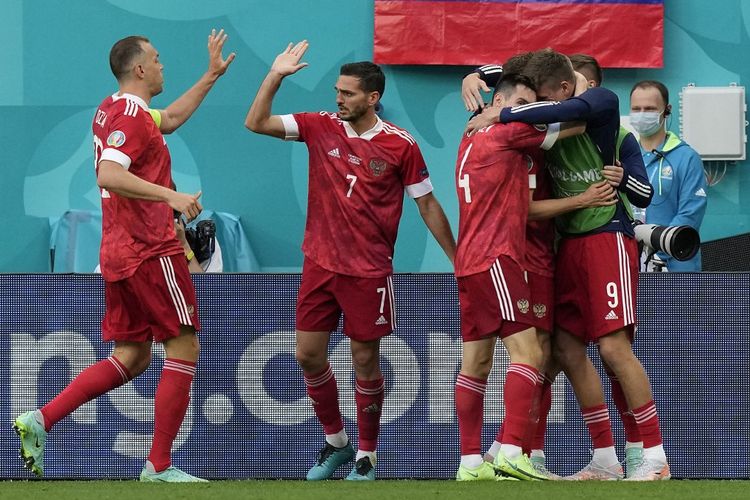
[
  {"xmin": 454, "ymin": 122, "xmax": 560, "ymax": 277},
  {"xmin": 92, "ymin": 92, "xmax": 182, "ymax": 282},
  {"xmin": 281, "ymin": 112, "xmax": 432, "ymax": 278}
]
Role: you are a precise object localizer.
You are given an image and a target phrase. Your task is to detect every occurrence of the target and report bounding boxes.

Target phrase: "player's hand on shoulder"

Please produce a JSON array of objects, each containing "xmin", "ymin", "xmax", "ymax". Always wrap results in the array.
[
  {"xmin": 271, "ymin": 40, "xmax": 309, "ymax": 77},
  {"xmin": 464, "ymin": 104, "xmax": 500, "ymax": 136},
  {"xmin": 462, "ymin": 72, "xmax": 490, "ymax": 112},
  {"xmin": 207, "ymin": 28, "xmax": 236, "ymax": 77},
  {"xmin": 167, "ymin": 190, "xmax": 203, "ymax": 222}
]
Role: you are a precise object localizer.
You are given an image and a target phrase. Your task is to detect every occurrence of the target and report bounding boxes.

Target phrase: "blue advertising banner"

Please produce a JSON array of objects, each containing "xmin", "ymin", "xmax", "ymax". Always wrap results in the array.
[{"xmin": 1, "ymin": 273, "xmax": 748, "ymax": 479}]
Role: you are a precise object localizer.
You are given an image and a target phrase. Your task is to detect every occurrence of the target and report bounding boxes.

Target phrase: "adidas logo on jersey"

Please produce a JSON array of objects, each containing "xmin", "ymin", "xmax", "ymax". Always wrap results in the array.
[
  {"xmin": 327, "ymin": 148, "xmax": 341, "ymax": 158},
  {"xmin": 605, "ymin": 310, "xmax": 619, "ymax": 320},
  {"xmin": 375, "ymin": 315, "xmax": 388, "ymax": 325},
  {"xmin": 695, "ymin": 188, "xmax": 706, "ymax": 197}
]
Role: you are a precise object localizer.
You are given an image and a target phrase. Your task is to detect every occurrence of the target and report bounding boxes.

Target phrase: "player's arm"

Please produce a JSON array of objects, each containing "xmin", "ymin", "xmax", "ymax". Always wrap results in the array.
[
  {"xmin": 670, "ymin": 150, "xmax": 708, "ymax": 228},
  {"xmin": 157, "ymin": 29, "xmax": 235, "ymax": 134},
  {"xmin": 245, "ymin": 41, "xmax": 309, "ymax": 138},
  {"xmin": 413, "ymin": 192, "xmax": 456, "ymax": 263},
  {"xmin": 461, "ymin": 64, "xmax": 502, "ymax": 112},
  {"xmin": 613, "ymin": 132, "xmax": 653, "ymax": 208},
  {"xmin": 528, "ymin": 181, "xmax": 617, "ymax": 221},
  {"xmin": 97, "ymin": 161, "xmax": 203, "ymax": 220}
]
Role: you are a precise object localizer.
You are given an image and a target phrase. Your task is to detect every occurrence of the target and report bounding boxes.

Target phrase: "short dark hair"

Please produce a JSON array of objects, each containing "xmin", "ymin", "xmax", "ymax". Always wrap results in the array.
[
  {"xmin": 569, "ymin": 53, "xmax": 603, "ymax": 86},
  {"xmin": 493, "ymin": 73, "xmax": 536, "ymax": 100},
  {"xmin": 502, "ymin": 51, "xmax": 533, "ymax": 77},
  {"xmin": 523, "ymin": 48, "xmax": 575, "ymax": 91},
  {"xmin": 109, "ymin": 35, "xmax": 149, "ymax": 81},
  {"xmin": 631, "ymin": 80, "xmax": 670, "ymax": 105},
  {"xmin": 340, "ymin": 61, "xmax": 385, "ymax": 97}
]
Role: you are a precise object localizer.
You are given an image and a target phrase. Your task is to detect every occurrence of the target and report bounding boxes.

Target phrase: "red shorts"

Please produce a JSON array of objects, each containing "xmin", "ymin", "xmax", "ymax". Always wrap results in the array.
[
  {"xmin": 457, "ymin": 256, "xmax": 533, "ymax": 342},
  {"xmin": 102, "ymin": 254, "xmax": 200, "ymax": 343},
  {"xmin": 296, "ymin": 258, "xmax": 395, "ymax": 342},
  {"xmin": 527, "ymin": 271, "xmax": 554, "ymax": 333},
  {"xmin": 554, "ymin": 232, "xmax": 637, "ymax": 343}
]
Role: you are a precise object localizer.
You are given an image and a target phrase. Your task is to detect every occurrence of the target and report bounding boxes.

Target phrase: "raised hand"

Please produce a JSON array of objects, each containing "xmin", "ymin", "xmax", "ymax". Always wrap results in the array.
[
  {"xmin": 271, "ymin": 40, "xmax": 309, "ymax": 77},
  {"xmin": 461, "ymin": 72, "xmax": 491, "ymax": 112},
  {"xmin": 207, "ymin": 28, "xmax": 236, "ymax": 77}
]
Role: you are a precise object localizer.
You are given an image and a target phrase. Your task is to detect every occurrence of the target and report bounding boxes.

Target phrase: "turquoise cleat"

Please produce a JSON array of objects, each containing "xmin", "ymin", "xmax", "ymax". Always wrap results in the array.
[
  {"xmin": 345, "ymin": 456, "xmax": 376, "ymax": 481},
  {"xmin": 306, "ymin": 441, "xmax": 355, "ymax": 480},
  {"xmin": 139, "ymin": 461, "xmax": 207, "ymax": 482},
  {"xmin": 625, "ymin": 447, "xmax": 644, "ymax": 479},
  {"xmin": 13, "ymin": 410, "xmax": 47, "ymax": 477}
]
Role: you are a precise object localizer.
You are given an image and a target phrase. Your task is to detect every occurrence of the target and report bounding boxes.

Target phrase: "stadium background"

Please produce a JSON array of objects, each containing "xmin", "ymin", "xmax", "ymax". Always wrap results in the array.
[{"xmin": 0, "ymin": 0, "xmax": 748, "ymax": 481}]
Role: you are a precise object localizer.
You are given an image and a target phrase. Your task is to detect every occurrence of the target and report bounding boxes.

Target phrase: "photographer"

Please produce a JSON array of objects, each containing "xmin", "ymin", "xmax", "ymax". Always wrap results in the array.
[
  {"xmin": 630, "ymin": 80, "xmax": 707, "ymax": 271},
  {"xmin": 175, "ymin": 215, "xmax": 222, "ymax": 273}
]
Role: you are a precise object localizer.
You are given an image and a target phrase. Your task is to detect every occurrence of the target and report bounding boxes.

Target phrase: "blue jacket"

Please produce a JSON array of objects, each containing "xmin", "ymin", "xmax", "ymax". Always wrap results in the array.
[{"xmin": 642, "ymin": 131, "xmax": 707, "ymax": 271}]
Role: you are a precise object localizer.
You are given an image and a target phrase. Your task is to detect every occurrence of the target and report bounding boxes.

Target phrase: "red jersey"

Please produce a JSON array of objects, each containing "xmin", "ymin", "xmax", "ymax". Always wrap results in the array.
[
  {"xmin": 526, "ymin": 151, "xmax": 556, "ymax": 278},
  {"xmin": 454, "ymin": 122, "xmax": 559, "ymax": 277},
  {"xmin": 93, "ymin": 92, "xmax": 182, "ymax": 282},
  {"xmin": 281, "ymin": 112, "xmax": 432, "ymax": 278}
]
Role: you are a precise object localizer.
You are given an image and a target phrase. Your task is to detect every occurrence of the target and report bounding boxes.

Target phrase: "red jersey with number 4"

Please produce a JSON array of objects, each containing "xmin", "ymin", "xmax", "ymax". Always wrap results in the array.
[
  {"xmin": 526, "ymin": 152, "xmax": 556, "ymax": 278},
  {"xmin": 281, "ymin": 112, "xmax": 433, "ymax": 278},
  {"xmin": 454, "ymin": 122, "xmax": 560, "ymax": 277},
  {"xmin": 92, "ymin": 92, "xmax": 182, "ymax": 282}
]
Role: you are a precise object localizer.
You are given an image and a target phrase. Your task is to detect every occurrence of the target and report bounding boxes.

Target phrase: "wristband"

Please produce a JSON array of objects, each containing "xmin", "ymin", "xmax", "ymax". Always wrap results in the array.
[{"xmin": 186, "ymin": 250, "xmax": 195, "ymax": 262}]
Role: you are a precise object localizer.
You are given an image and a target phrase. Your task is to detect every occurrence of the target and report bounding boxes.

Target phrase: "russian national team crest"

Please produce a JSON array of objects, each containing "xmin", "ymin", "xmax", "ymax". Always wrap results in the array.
[
  {"xmin": 369, "ymin": 158, "xmax": 388, "ymax": 177},
  {"xmin": 517, "ymin": 299, "xmax": 530, "ymax": 314},
  {"xmin": 107, "ymin": 130, "xmax": 126, "ymax": 148},
  {"xmin": 533, "ymin": 303, "xmax": 547, "ymax": 318}
]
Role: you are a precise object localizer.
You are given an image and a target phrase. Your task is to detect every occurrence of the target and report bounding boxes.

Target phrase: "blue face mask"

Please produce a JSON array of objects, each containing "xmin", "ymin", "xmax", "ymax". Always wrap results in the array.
[{"xmin": 630, "ymin": 111, "xmax": 664, "ymax": 137}]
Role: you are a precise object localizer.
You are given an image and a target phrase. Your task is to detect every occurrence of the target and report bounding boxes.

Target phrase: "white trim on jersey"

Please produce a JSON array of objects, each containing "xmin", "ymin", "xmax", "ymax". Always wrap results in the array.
[
  {"xmin": 490, "ymin": 259, "xmax": 515, "ymax": 322},
  {"xmin": 159, "ymin": 256, "xmax": 193, "ymax": 326},
  {"xmin": 616, "ymin": 233, "xmax": 635, "ymax": 325},
  {"xmin": 529, "ymin": 174, "xmax": 537, "ymax": 189},
  {"xmin": 100, "ymin": 148, "xmax": 132, "ymax": 170},
  {"xmin": 509, "ymin": 101, "xmax": 560, "ymax": 114},
  {"xmin": 479, "ymin": 64, "xmax": 503, "ymax": 75},
  {"xmin": 540, "ymin": 122, "xmax": 561, "ymax": 150},
  {"xmin": 405, "ymin": 178, "xmax": 433, "ymax": 199},
  {"xmin": 382, "ymin": 122, "xmax": 416, "ymax": 145},
  {"xmin": 111, "ymin": 92, "xmax": 149, "ymax": 111},
  {"xmin": 343, "ymin": 115, "xmax": 384, "ymax": 141},
  {"xmin": 280, "ymin": 114, "xmax": 300, "ymax": 141}
]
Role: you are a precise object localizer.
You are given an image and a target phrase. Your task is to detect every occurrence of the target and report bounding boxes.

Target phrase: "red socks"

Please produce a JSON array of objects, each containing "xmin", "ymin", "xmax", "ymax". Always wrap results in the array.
[
  {"xmin": 607, "ymin": 373, "xmax": 642, "ymax": 443},
  {"xmin": 632, "ymin": 400, "xmax": 662, "ymax": 448},
  {"xmin": 503, "ymin": 363, "xmax": 540, "ymax": 448},
  {"xmin": 455, "ymin": 373, "xmax": 487, "ymax": 456},
  {"xmin": 582, "ymin": 404, "xmax": 615, "ymax": 449},
  {"xmin": 147, "ymin": 359, "xmax": 196, "ymax": 472},
  {"xmin": 303, "ymin": 363, "xmax": 344, "ymax": 435},
  {"xmin": 532, "ymin": 374, "xmax": 554, "ymax": 451},
  {"xmin": 40, "ymin": 357, "xmax": 131, "ymax": 431},
  {"xmin": 355, "ymin": 378, "xmax": 385, "ymax": 452}
]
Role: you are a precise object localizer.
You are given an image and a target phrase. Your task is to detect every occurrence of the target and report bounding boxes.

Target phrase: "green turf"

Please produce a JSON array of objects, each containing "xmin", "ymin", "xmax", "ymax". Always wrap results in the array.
[{"xmin": 1, "ymin": 480, "xmax": 748, "ymax": 500}]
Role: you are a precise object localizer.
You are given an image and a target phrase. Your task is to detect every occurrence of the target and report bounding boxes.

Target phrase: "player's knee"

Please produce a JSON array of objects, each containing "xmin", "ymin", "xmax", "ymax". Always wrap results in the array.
[
  {"xmin": 295, "ymin": 348, "xmax": 326, "ymax": 373},
  {"xmin": 461, "ymin": 355, "xmax": 493, "ymax": 379},
  {"xmin": 597, "ymin": 338, "xmax": 632, "ymax": 368},
  {"xmin": 351, "ymin": 348, "xmax": 378, "ymax": 372}
]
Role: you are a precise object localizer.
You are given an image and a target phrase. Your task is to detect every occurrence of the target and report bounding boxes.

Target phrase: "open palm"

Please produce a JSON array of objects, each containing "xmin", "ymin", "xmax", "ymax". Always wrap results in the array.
[{"xmin": 271, "ymin": 40, "xmax": 309, "ymax": 76}]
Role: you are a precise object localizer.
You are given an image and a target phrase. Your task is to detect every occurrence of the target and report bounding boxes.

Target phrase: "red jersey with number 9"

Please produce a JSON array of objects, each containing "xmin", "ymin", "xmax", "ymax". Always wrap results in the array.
[
  {"xmin": 454, "ymin": 122, "xmax": 559, "ymax": 277},
  {"xmin": 281, "ymin": 112, "xmax": 433, "ymax": 278},
  {"xmin": 92, "ymin": 92, "xmax": 182, "ymax": 282}
]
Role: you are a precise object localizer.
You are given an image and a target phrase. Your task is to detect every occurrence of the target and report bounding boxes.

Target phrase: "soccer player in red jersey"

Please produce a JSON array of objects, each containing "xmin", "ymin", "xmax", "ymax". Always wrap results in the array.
[
  {"xmin": 245, "ymin": 41, "xmax": 456, "ymax": 481},
  {"xmin": 453, "ymin": 73, "xmax": 586, "ymax": 481},
  {"xmin": 13, "ymin": 30, "xmax": 235, "ymax": 482}
]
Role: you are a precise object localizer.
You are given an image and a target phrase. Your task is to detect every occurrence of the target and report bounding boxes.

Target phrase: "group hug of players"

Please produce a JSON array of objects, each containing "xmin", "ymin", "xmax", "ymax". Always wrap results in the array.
[{"xmin": 12, "ymin": 32, "xmax": 669, "ymax": 482}]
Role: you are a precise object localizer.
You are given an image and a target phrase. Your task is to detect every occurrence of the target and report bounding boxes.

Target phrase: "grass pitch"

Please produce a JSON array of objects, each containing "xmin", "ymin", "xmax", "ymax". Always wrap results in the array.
[{"xmin": 1, "ymin": 480, "xmax": 748, "ymax": 500}]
